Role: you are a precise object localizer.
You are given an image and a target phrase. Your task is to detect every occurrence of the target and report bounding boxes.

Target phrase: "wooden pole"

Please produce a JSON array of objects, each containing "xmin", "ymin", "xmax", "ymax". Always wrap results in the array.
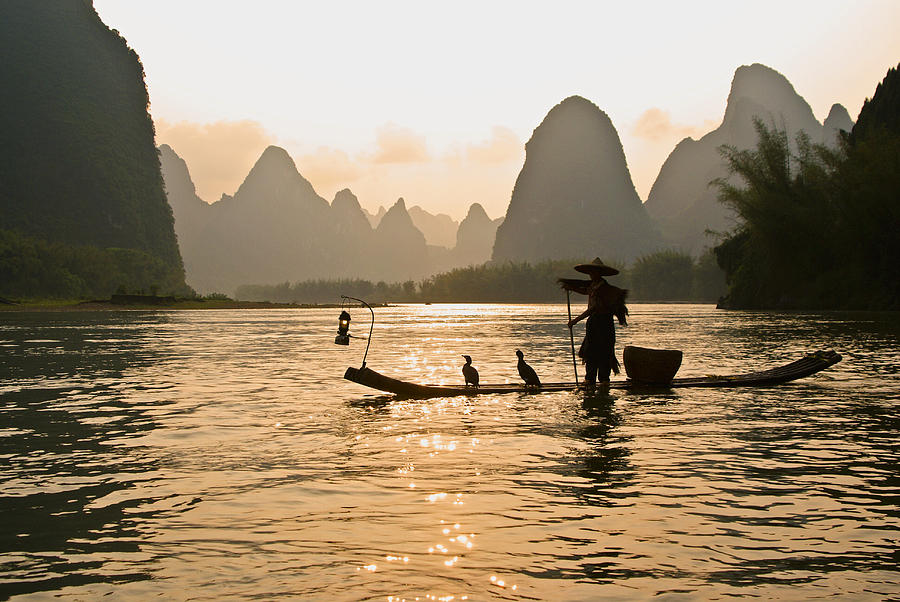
[{"xmin": 566, "ymin": 289, "xmax": 578, "ymax": 384}]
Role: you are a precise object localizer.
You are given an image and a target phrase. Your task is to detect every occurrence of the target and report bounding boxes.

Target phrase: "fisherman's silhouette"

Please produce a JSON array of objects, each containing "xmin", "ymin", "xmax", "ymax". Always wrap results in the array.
[
  {"xmin": 516, "ymin": 349, "xmax": 541, "ymax": 389},
  {"xmin": 462, "ymin": 355, "xmax": 479, "ymax": 388},
  {"xmin": 560, "ymin": 258, "xmax": 628, "ymax": 387}
]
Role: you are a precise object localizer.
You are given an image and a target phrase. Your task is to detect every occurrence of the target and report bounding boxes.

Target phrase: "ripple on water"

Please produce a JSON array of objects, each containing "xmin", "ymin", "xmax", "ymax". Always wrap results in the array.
[{"xmin": 0, "ymin": 305, "xmax": 898, "ymax": 599}]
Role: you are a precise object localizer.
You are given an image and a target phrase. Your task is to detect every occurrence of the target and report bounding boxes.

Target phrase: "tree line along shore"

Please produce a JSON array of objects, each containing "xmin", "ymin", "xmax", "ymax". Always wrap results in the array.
[
  {"xmin": 1, "ymin": 250, "xmax": 723, "ymax": 308},
  {"xmin": 236, "ymin": 252, "xmax": 725, "ymax": 305}
]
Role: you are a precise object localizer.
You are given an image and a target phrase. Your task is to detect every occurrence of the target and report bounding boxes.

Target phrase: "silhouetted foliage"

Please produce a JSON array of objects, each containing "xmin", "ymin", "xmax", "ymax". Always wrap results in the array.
[
  {"xmin": 713, "ymin": 122, "xmax": 840, "ymax": 307},
  {"xmin": 691, "ymin": 248, "xmax": 728, "ymax": 302},
  {"xmin": 630, "ymin": 250, "xmax": 694, "ymax": 301},
  {"xmin": 714, "ymin": 65, "xmax": 900, "ymax": 309},
  {"xmin": 202, "ymin": 292, "xmax": 233, "ymax": 301},
  {"xmin": 0, "ymin": 229, "xmax": 189, "ymax": 300},
  {"xmin": 0, "ymin": 1, "xmax": 186, "ymax": 298},
  {"xmin": 422, "ymin": 260, "xmax": 607, "ymax": 302},
  {"xmin": 238, "ymin": 279, "xmax": 387, "ymax": 305},
  {"xmin": 850, "ymin": 63, "xmax": 900, "ymax": 144},
  {"xmin": 236, "ymin": 254, "xmax": 725, "ymax": 304}
]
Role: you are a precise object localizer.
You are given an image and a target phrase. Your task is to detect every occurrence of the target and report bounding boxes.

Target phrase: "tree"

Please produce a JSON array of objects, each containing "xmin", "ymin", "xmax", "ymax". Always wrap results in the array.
[{"xmin": 630, "ymin": 250, "xmax": 694, "ymax": 301}]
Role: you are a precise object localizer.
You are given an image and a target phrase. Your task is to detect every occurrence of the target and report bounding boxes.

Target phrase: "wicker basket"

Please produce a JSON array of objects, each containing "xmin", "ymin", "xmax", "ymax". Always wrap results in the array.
[{"xmin": 623, "ymin": 345, "xmax": 683, "ymax": 384}]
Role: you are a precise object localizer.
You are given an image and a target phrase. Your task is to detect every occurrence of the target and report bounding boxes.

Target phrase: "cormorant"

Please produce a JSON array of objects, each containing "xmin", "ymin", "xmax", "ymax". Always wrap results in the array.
[
  {"xmin": 516, "ymin": 349, "xmax": 541, "ymax": 389},
  {"xmin": 462, "ymin": 355, "xmax": 479, "ymax": 387}
]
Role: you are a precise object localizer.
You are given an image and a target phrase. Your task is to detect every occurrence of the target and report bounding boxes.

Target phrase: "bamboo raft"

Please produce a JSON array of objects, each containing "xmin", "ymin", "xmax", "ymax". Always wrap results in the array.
[{"xmin": 344, "ymin": 350, "xmax": 842, "ymax": 399}]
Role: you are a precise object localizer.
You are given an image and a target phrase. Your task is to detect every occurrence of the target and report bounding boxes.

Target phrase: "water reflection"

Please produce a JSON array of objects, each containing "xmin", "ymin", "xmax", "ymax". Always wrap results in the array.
[
  {"xmin": 0, "ymin": 313, "xmax": 177, "ymax": 597},
  {"xmin": 577, "ymin": 394, "xmax": 631, "ymax": 490},
  {"xmin": 0, "ymin": 305, "xmax": 897, "ymax": 599}
]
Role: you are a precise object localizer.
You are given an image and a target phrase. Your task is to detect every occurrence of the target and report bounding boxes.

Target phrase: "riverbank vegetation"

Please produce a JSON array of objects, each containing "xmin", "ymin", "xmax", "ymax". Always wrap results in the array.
[
  {"xmin": 0, "ymin": 293, "xmax": 340, "ymax": 312},
  {"xmin": 713, "ymin": 65, "xmax": 900, "ymax": 309},
  {"xmin": 0, "ymin": 229, "xmax": 189, "ymax": 301},
  {"xmin": 235, "ymin": 251, "xmax": 725, "ymax": 304}
]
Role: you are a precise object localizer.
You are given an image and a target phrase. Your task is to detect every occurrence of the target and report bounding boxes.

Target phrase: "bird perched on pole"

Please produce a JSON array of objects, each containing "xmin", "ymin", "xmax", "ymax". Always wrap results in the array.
[
  {"xmin": 516, "ymin": 349, "xmax": 541, "ymax": 389},
  {"xmin": 462, "ymin": 355, "xmax": 479, "ymax": 388}
]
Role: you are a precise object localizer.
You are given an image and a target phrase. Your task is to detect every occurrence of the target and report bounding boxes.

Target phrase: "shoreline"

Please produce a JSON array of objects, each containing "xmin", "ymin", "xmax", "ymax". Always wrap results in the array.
[
  {"xmin": 4, "ymin": 299, "xmax": 891, "ymax": 312},
  {"xmin": 0, "ymin": 298, "xmax": 715, "ymax": 311},
  {"xmin": 0, "ymin": 299, "xmax": 359, "ymax": 312}
]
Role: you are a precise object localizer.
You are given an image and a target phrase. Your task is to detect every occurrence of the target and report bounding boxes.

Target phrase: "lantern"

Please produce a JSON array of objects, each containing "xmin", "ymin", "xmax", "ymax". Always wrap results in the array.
[
  {"xmin": 335, "ymin": 310, "xmax": 351, "ymax": 345},
  {"xmin": 335, "ymin": 296, "xmax": 374, "ymax": 369}
]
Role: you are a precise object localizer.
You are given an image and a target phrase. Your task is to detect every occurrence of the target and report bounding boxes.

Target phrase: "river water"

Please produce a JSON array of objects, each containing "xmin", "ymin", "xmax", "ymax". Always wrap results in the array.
[{"xmin": 1, "ymin": 304, "xmax": 898, "ymax": 600}]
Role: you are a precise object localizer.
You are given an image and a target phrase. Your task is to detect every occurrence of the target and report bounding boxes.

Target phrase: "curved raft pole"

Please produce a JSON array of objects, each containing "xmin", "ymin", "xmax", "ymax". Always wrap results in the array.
[
  {"xmin": 344, "ymin": 350, "xmax": 842, "ymax": 399},
  {"xmin": 341, "ymin": 295, "xmax": 374, "ymax": 368}
]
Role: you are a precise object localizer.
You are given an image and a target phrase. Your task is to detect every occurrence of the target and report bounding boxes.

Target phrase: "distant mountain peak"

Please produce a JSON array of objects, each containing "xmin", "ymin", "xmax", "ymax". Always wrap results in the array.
[
  {"xmin": 242, "ymin": 146, "xmax": 303, "ymax": 187},
  {"xmin": 730, "ymin": 63, "xmax": 794, "ymax": 96},
  {"xmin": 376, "ymin": 197, "xmax": 425, "ymax": 233},
  {"xmin": 492, "ymin": 95, "xmax": 657, "ymax": 262},
  {"xmin": 408, "ymin": 204, "xmax": 459, "ymax": 248},
  {"xmin": 526, "ymin": 95, "xmax": 617, "ymax": 150},
  {"xmin": 824, "ymin": 103, "xmax": 854, "ymax": 132},
  {"xmin": 557, "ymin": 95, "xmax": 597, "ymax": 109},
  {"xmin": 378, "ymin": 198, "xmax": 416, "ymax": 233},
  {"xmin": 258, "ymin": 145, "xmax": 296, "ymax": 168},
  {"xmin": 330, "ymin": 188, "xmax": 373, "ymax": 247},
  {"xmin": 158, "ymin": 144, "xmax": 198, "ymax": 196},
  {"xmin": 455, "ymin": 202, "xmax": 500, "ymax": 265},
  {"xmin": 373, "ymin": 197, "xmax": 428, "ymax": 278},
  {"xmin": 233, "ymin": 145, "xmax": 326, "ymax": 211},
  {"xmin": 332, "ymin": 188, "xmax": 361, "ymax": 212},
  {"xmin": 827, "ymin": 103, "xmax": 851, "ymax": 119},
  {"xmin": 465, "ymin": 202, "xmax": 489, "ymax": 221},
  {"xmin": 723, "ymin": 63, "xmax": 815, "ymax": 126},
  {"xmin": 239, "ymin": 146, "xmax": 299, "ymax": 189}
]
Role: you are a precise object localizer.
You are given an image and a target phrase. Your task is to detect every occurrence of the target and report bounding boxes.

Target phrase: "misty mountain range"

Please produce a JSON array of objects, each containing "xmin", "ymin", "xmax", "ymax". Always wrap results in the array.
[
  {"xmin": 644, "ymin": 63, "xmax": 854, "ymax": 251},
  {"xmin": 163, "ymin": 62, "xmax": 853, "ymax": 293},
  {"xmin": 160, "ymin": 144, "xmax": 502, "ymax": 293}
]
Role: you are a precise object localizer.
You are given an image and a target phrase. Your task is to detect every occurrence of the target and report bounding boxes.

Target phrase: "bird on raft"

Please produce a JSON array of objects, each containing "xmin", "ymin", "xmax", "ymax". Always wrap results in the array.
[
  {"xmin": 516, "ymin": 349, "xmax": 541, "ymax": 389},
  {"xmin": 462, "ymin": 355, "xmax": 479, "ymax": 388}
]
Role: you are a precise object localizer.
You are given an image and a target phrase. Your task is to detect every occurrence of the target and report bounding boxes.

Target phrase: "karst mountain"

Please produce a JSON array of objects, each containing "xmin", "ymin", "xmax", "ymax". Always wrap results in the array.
[
  {"xmin": 161, "ymin": 65, "xmax": 860, "ymax": 294},
  {"xmin": 0, "ymin": 0, "xmax": 187, "ymax": 297},
  {"xmin": 644, "ymin": 63, "xmax": 854, "ymax": 252},
  {"xmin": 492, "ymin": 96, "xmax": 660, "ymax": 263}
]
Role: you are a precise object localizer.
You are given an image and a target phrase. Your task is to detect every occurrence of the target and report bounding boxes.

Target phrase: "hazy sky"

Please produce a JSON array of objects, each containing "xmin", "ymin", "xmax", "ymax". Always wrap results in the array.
[{"xmin": 94, "ymin": 0, "xmax": 899, "ymax": 220}]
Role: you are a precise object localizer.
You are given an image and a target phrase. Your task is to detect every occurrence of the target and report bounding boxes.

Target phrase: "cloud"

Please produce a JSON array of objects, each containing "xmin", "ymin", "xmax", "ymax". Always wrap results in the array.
[
  {"xmin": 631, "ymin": 108, "xmax": 714, "ymax": 142},
  {"xmin": 466, "ymin": 126, "xmax": 522, "ymax": 164},
  {"xmin": 371, "ymin": 123, "xmax": 430, "ymax": 164},
  {"xmin": 155, "ymin": 119, "xmax": 275, "ymax": 201},
  {"xmin": 295, "ymin": 147, "xmax": 364, "ymax": 191}
]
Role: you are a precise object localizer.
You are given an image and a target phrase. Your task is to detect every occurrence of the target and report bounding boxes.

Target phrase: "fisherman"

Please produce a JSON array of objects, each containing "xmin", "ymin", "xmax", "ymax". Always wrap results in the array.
[{"xmin": 559, "ymin": 258, "xmax": 629, "ymax": 386}]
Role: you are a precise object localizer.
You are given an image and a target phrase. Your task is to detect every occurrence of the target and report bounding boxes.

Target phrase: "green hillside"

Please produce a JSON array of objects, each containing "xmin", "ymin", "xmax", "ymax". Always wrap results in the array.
[{"xmin": 0, "ymin": 0, "xmax": 186, "ymax": 298}]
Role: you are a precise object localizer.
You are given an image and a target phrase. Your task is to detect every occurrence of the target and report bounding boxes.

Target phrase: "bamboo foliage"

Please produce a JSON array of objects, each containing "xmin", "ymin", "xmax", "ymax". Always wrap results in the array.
[{"xmin": 714, "ymin": 110, "xmax": 899, "ymax": 308}]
